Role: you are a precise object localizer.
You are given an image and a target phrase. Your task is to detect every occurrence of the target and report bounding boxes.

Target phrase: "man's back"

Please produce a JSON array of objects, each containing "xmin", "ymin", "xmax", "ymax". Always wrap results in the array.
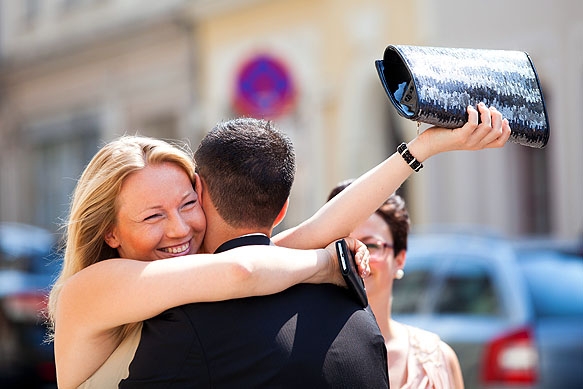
[{"xmin": 121, "ymin": 283, "xmax": 388, "ymax": 388}]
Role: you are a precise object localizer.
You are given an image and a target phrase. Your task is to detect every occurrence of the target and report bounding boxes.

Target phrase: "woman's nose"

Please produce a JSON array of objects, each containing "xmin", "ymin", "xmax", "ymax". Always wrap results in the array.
[{"xmin": 166, "ymin": 213, "xmax": 190, "ymax": 238}]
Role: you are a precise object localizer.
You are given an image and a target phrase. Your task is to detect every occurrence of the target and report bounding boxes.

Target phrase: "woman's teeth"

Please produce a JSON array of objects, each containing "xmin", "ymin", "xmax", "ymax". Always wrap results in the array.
[{"xmin": 162, "ymin": 243, "xmax": 189, "ymax": 254}]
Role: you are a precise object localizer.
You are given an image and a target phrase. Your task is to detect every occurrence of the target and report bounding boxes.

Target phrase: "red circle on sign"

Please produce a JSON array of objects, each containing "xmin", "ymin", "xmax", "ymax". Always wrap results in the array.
[{"xmin": 233, "ymin": 54, "xmax": 296, "ymax": 118}]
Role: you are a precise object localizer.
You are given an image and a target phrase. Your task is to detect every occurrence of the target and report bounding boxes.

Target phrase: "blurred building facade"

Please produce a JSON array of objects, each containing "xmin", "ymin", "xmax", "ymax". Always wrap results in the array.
[{"xmin": 0, "ymin": 0, "xmax": 581, "ymax": 239}]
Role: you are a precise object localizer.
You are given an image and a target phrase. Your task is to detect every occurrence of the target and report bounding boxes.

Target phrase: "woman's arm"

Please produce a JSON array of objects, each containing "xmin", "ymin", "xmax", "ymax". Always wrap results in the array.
[
  {"xmin": 55, "ymin": 239, "xmax": 368, "ymax": 332},
  {"xmin": 54, "ymin": 239, "xmax": 368, "ymax": 389},
  {"xmin": 441, "ymin": 341, "xmax": 465, "ymax": 389},
  {"xmin": 274, "ymin": 104, "xmax": 510, "ymax": 249}
]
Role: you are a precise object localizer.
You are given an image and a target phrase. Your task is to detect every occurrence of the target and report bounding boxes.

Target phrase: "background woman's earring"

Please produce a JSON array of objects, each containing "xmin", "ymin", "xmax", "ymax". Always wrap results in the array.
[{"xmin": 395, "ymin": 269, "xmax": 404, "ymax": 280}]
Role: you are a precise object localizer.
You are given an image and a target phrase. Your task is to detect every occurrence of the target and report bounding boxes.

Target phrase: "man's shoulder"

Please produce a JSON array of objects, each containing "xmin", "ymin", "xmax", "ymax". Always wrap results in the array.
[{"xmin": 131, "ymin": 284, "xmax": 388, "ymax": 387}]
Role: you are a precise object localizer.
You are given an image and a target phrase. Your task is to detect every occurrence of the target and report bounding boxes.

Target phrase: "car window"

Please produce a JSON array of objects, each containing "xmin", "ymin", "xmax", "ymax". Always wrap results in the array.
[
  {"xmin": 434, "ymin": 258, "xmax": 500, "ymax": 316},
  {"xmin": 518, "ymin": 251, "xmax": 583, "ymax": 318},
  {"xmin": 0, "ymin": 244, "xmax": 59, "ymax": 275},
  {"xmin": 393, "ymin": 258, "xmax": 436, "ymax": 314},
  {"xmin": 0, "ymin": 224, "xmax": 61, "ymax": 276}
]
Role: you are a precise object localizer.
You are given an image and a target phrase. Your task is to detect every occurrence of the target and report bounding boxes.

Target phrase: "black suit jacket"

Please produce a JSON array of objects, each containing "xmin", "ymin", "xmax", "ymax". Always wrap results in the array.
[{"xmin": 120, "ymin": 235, "xmax": 389, "ymax": 388}]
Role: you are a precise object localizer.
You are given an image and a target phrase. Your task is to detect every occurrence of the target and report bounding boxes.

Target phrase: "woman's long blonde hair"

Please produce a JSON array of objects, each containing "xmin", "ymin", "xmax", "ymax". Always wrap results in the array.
[{"xmin": 47, "ymin": 135, "xmax": 196, "ymax": 339}]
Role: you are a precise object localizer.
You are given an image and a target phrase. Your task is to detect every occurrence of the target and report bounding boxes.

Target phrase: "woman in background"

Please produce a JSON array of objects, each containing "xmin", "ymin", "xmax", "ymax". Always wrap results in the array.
[{"xmin": 328, "ymin": 185, "xmax": 465, "ymax": 389}]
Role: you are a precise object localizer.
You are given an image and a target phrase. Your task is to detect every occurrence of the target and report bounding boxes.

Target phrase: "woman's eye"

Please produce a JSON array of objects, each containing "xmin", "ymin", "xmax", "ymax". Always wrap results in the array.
[
  {"xmin": 143, "ymin": 213, "xmax": 162, "ymax": 221},
  {"xmin": 182, "ymin": 200, "xmax": 197, "ymax": 210},
  {"xmin": 365, "ymin": 243, "xmax": 380, "ymax": 251}
]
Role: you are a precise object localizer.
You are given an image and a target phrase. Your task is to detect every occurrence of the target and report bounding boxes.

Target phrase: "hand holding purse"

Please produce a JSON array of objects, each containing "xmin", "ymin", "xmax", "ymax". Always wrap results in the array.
[{"xmin": 375, "ymin": 45, "xmax": 550, "ymax": 148}]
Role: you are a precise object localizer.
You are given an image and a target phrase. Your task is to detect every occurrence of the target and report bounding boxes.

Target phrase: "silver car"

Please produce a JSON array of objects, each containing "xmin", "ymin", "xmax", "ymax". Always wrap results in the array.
[{"xmin": 392, "ymin": 231, "xmax": 583, "ymax": 389}]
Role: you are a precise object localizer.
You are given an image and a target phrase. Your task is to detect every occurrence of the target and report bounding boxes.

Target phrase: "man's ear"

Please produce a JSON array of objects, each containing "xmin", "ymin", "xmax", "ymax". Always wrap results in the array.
[
  {"xmin": 194, "ymin": 173, "xmax": 205, "ymax": 206},
  {"xmin": 273, "ymin": 198, "xmax": 290, "ymax": 228},
  {"xmin": 104, "ymin": 228, "xmax": 120, "ymax": 249}
]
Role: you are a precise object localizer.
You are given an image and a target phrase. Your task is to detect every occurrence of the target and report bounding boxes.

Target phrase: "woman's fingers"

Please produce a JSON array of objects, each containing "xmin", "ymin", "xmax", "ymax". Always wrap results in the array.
[
  {"xmin": 345, "ymin": 237, "xmax": 370, "ymax": 278},
  {"xmin": 467, "ymin": 104, "xmax": 479, "ymax": 125},
  {"xmin": 479, "ymin": 102, "xmax": 492, "ymax": 128},
  {"xmin": 486, "ymin": 118, "xmax": 511, "ymax": 149},
  {"xmin": 459, "ymin": 104, "xmax": 510, "ymax": 150},
  {"xmin": 413, "ymin": 103, "xmax": 511, "ymax": 157},
  {"xmin": 490, "ymin": 106, "xmax": 502, "ymax": 131},
  {"xmin": 477, "ymin": 106, "xmax": 504, "ymax": 146}
]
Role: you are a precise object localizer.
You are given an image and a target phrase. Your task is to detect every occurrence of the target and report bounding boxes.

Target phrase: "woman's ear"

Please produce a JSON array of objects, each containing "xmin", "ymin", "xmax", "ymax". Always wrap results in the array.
[
  {"xmin": 394, "ymin": 249, "xmax": 407, "ymax": 270},
  {"xmin": 104, "ymin": 228, "xmax": 120, "ymax": 249}
]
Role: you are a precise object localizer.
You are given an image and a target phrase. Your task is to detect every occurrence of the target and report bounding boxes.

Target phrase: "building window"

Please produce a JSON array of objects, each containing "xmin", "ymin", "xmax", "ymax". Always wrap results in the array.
[
  {"xmin": 139, "ymin": 114, "xmax": 178, "ymax": 141},
  {"xmin": 26, "ymin": 114, "xmax": 100, "ymax": 230}
]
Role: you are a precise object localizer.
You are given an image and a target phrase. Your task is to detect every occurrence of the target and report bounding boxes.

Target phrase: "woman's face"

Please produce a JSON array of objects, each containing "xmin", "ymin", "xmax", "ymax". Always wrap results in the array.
[
  {"xmin": 105, "ymin": 162, "xmax": 206, "ymax": 261},
  {"xmin": 350, "ymin": 213, "xmax": 396, "ymax": 297}
]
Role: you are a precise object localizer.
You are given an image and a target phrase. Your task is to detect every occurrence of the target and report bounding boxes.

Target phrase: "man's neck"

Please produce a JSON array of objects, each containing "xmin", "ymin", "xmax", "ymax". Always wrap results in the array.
[
  {"xmin": 202, "ymin": 219, "xmax": 272, "ymax": 254},
  {"xmin": 199, "ymin": 190, "xmax": 273, "ymax": 253}
]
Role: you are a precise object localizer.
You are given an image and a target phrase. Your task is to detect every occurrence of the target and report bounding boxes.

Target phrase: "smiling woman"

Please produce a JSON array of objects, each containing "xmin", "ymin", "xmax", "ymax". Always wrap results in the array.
[{"xmin": 104, "ymin": 162, "xmax": 206, "ymax": 261}]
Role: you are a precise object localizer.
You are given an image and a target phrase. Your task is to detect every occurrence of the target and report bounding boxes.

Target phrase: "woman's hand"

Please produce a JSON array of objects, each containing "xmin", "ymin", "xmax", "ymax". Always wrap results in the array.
[
  {"xmin": 408, "ymin": 103, "xmax": 512, "ymax": 161},
  {"xmin": 324, "ymin": 237, "xmax": 370, "ymax": 287}
]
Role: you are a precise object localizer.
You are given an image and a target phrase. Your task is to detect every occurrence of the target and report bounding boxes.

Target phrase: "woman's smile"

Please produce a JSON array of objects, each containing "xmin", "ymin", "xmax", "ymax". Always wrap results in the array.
[{"xmin": 159, "ymin": 241, "xmax": 191, "ymax": 255}]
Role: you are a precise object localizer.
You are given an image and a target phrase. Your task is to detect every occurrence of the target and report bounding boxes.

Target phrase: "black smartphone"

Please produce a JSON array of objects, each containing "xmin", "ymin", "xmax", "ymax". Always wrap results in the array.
[{"xmin": 335, "ymin": 239, "xmax": 368, "ymax": 308}]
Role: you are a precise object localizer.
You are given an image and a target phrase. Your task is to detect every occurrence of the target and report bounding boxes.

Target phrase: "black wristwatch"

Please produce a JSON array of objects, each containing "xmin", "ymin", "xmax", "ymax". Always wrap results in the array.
[{"xmin": 397, "ymin": 142, "xmax": 423, "ymax": 172}]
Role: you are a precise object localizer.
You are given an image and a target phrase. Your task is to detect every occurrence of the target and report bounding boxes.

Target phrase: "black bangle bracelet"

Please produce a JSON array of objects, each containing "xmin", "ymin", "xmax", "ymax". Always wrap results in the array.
[{"xmin": 397, "ymin": 142, "xmax": 423, "ymax": 172}]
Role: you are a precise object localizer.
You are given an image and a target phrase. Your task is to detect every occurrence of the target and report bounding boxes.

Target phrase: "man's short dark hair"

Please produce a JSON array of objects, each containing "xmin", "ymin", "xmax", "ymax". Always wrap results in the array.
[{"xmin": 194, "ymin": 117, "xmax": 296, "ymax": 229}]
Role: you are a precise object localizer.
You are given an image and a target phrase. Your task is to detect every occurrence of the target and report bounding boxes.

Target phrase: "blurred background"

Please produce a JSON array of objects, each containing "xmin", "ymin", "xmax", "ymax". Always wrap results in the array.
[
  {"xmin": 0, "ymin": 0, "xmax": 581, "ymax": 388},
  {"xmin": 0, "ymin": 0, "xmax": 581, "ymax": 238}
]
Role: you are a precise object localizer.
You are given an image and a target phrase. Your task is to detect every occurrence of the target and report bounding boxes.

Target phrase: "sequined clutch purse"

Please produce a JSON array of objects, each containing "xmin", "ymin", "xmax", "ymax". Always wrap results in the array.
[{"xmin": 375, "ymin": 45, "xmax": 550, "ymax": 148}]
